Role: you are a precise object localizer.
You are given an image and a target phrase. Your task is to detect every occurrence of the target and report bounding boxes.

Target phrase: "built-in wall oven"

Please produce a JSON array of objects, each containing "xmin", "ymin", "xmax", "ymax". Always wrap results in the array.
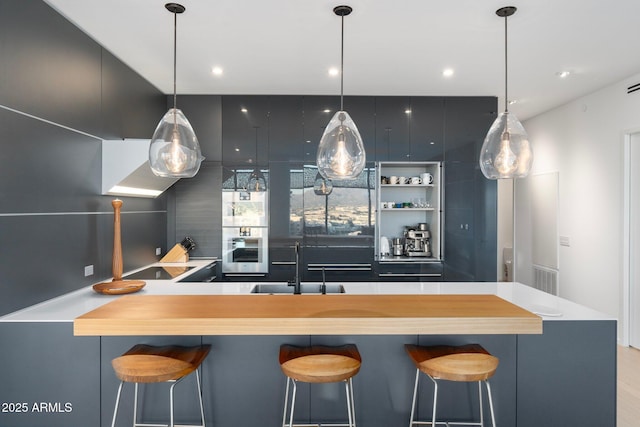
[{"xmin": 222, "ymin": 190, "xmax": 269, "ymax": 274}]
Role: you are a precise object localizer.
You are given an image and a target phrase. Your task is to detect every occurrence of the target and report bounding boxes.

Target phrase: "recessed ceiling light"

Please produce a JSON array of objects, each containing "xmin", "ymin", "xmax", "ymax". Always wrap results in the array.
[
  {"xmin": 429, "ymin": 141, "xmax": 435, "ymax": 145},
  {"xmin": 235, "ymin": 148, "xmax": 240, "ymax": 152},
  {"xmin": 556, "ymin": 71, "xmax": 571, "ymax": 78},
  {"xmin": 405, "ymin": 109, "xmax": 412, "ymax": 114},
  {"xmin": 442, "ymin": 68, "xmax": 454, "ymax": 77},
  {"xmin": 212, "ymin": 66, "xmax": 223, "ymax": 76},
  {"xmin": 241, "ymin": 108, "xmax": 248, "ymax": 113},
  {"xmin": 328, "ymin": 67, "xmax": 339, "ymax": 76},
  {"xmin": 508, "ymin": 100, "xmax": 517, "ymax": 105},
  {"xmin": 323, "ymin": 109, "xmax": 331, "ymax": 113}
]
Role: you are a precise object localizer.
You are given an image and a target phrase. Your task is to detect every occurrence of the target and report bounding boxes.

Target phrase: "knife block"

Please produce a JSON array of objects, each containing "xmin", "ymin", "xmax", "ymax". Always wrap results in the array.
[{"xmin": 160, "ymin": 243, "xmax": 190, "ymax": 263}]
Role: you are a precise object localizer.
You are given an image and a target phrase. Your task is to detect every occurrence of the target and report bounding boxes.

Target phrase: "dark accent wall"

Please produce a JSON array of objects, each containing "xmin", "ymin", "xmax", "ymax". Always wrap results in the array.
[{"xmin": 0, "ymin": 0, "xmax": 167, "ymax": 315}]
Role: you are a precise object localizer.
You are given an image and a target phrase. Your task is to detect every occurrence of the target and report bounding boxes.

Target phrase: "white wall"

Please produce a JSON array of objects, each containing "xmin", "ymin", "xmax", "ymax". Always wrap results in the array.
[{"xmin": 517, "ymin": 71, "xmax": 640, "ymax": 341}]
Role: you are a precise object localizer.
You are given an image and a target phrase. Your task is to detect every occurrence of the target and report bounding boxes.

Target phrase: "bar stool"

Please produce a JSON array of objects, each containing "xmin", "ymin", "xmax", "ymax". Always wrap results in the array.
[
  {"xmin": 279, "ymin": 344, "xmax": 361, "ymax": 427},
  {"xmin": 405, "ymin": 344, "xmax": 499, "ymax": 427},
  {"xmin": 110, "ymin": 344, "xmax": 211, "ymax": 427}
]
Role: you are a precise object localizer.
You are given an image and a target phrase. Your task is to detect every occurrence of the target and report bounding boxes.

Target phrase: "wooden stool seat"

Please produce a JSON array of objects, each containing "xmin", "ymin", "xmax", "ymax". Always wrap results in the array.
[
  {"xmin": 280, "ymin": 344, "xmax": 361, "ymax": 427},
  {"xmin": 279, "ymin": 344, "xmax": 361, "ymax": 383},
  {"xmin": 110, "ymin": 344, "xmax": 210, "ymax": 427},
  {"xmin": 112, "ymin": 344, "xmax": 211, "ymax": 383},
  {"xmin": 405, "ymin": 344, "xmax": 498, "ymax": 382}
]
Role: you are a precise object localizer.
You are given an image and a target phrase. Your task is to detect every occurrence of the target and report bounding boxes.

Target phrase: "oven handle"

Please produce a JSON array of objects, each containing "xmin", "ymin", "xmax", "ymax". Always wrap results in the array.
[
  {"xmin": 224, "ymin": 273, "xmax": 268, "ymax": 277},
  {"xmin": 271, "ymin": 261, "xmax": 296, "ymax": 266},
  {"xmin": 378, "ymin": 273, "xmax": 442, "ymax": 277},
  {"xmin": 308, "ymin": 263, "xmax": 372, "ymax": 271}
]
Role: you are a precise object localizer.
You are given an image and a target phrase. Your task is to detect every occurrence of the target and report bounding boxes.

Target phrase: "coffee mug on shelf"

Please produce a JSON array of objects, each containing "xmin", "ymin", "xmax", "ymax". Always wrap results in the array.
[
  {"xmin": 399, "ymin": 176, "xmax": 407, "ymax": 184},
  {"xmin": 410, "ymin": 176, "xmax": 421, "ymax": 185},
  {"xmin": 389, "ymin": 176, "xmax": 399, "ymax": 185},
  {"xmin": 420, "ymin": 173, "xmax": 434, "ymax": 184}
]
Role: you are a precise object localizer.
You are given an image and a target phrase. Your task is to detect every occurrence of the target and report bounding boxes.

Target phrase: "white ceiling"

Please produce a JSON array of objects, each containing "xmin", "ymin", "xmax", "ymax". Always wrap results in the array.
[{"xmin": 45, "ymin": 0, "xmax": 640, "ymax": 120}]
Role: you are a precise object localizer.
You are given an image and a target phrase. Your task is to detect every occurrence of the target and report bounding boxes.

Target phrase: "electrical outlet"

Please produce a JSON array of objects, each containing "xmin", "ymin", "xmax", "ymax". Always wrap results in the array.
[
  {"xmin": 156, "ymin": 247, "xmax": 162, "ymax": 256},
  {"xmin": 84, "ymin": 265, "xmax": 94, "ymax": 277},
  {"xmin": 559, "ymin": 236, "xmax": 570, "ymax": 247}
]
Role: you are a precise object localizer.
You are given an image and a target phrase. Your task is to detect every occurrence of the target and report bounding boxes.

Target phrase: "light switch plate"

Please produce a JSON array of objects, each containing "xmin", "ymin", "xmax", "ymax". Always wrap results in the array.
[{"xmin": 156, "ymin": 247, "xmax": 162, "ymax": 256}]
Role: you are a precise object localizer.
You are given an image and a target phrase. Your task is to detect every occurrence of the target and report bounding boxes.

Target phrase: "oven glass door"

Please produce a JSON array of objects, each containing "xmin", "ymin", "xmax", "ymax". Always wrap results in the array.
[
  {"xmin": 222, "ymin": 191, "xmax": 268, "ymax": 227},
  {"xmin": 222, "ymin": 227, "xmax": 268, "ymax": 273}
]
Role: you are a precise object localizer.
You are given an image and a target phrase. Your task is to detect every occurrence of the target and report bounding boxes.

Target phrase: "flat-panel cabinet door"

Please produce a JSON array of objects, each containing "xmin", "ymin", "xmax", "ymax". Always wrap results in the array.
[
  {"xmin": 268, "ymin": 96, "xmax": 304, "ymax": 161},
  {"xmin": 222, "ymin": 96, "xmax": 269, "ymax": 165},
  {"xmin": 302, "ymin": 96, "xmax": 341, "ymax": 165},
  {"xmin": 375, "ymin": 97, "xmax": 412, "ymax": 161},
  {"xmin": 344, "ymin": 96, "xmax": 376, "ymax": 162},
  {"xmin": 410, "ymin": 97, "xmax": 445, "ymax": 161}
]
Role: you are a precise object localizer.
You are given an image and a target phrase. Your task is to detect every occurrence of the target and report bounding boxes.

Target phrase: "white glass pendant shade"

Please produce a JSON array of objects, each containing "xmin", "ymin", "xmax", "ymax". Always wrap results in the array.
[
  {"xmin": 149, "ymin": 108, "xmax": 204, "ymax": 178},
  {"xmin": 247, "ymin": 168, "xmax": 267, "ymax": 192},
  {"xmin": 480, "ymin": 111, "xmax": 533, "ymax": 179},
  {"xmin": 313, "ymin": 172, "xmax": 333, "ymax": 195},
  {"xmin": 317, "ymin": 110, "xmax": 366, "ymax": 180}
]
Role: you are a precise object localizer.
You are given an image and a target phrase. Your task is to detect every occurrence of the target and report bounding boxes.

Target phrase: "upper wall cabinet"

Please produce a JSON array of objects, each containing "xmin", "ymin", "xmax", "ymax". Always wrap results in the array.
[
  {"xmin": 341, "ymin": 96, "xmax": 376, "ymax": 162},
  {"xmin": 375, "ymin": 97, "xmax": 412, "ymax": 161},
  {"xmin": 222, "ymin": 96, "xmax": 270, "ymax": 165},
  {"xmin": 177, "ymin": 95, "xmax": 223, "ymax": 162},
  {"xmin": 269, "ymin": 96, "xmax": 304, "ymax": 161},
  {"xmin": 0, "ymin": 1, "xmax": 102, "ymax": 135},
  {"xmin": 410, "ymin": 97, "xmax": 445, "ymax": 161},
  {"xmin": 444, "ymin": 97, "xmax": 497, "ymax": 163},
  {"xmin": 302, "ymin": 96, "xmax": 341, "ymax": 164}
]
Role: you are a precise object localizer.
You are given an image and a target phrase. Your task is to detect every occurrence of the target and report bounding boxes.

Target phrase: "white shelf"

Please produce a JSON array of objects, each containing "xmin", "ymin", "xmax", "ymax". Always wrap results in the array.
[
  {"xmin": 380, "ymin": 184, "xmax": 434, "ymax": 188},
  {"xmin": 380, "ymin": 208, "xmax": 435, "ymax": 211}
]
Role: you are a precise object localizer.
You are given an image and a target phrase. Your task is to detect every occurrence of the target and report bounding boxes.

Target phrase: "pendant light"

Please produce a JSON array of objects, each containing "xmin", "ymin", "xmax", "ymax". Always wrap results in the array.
[
  {"xmin": 479, "ymin": 6, "xmax": 533, "ymax": 179},
  {"xmin": 149, "ymin": 3, "xmax": 204, "ymax": 178},
  {"xmin": 247, "ymin": 126, "xmax": 267, "ymax": 192},
  {"xmin": 316, "ymin": 5, "xmax": 366, "ymax": 180},
  {"xmin": 313, "ymin": 172, "xmax": 333, "ymax": 196}
]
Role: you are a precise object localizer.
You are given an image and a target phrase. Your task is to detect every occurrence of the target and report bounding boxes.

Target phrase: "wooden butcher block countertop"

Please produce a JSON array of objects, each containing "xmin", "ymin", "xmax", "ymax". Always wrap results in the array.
[{"xmin": 74, "ymin": 294, "xmax": 542, "ymax": 336}]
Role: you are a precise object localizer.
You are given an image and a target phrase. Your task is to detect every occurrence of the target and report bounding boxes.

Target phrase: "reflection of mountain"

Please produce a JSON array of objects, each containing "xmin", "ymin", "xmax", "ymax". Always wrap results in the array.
[
  {"xmin": 291, "ymin": 188, "xmax": 372, "ymax": 209},
  {"xmin": 290, "ymin": 187, "xmax": 376, "ymax": 235}
]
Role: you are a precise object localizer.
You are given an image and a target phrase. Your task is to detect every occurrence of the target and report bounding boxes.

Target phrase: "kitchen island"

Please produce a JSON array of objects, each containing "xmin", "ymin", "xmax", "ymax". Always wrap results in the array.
[{"xmin": 0, "ymin": 261, "xmax": 616, "ymax": 427}]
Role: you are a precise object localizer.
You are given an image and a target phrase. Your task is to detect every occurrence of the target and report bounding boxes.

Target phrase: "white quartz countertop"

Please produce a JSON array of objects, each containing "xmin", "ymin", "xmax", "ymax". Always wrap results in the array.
[{"xmin": 1, "ymin": 260, "xmax": 614, "ymax": 323}]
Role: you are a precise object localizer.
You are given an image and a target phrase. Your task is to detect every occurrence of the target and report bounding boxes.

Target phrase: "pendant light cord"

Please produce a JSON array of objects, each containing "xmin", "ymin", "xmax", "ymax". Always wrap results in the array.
[
  {"xmin": 173, "ymin": 10, "xmax": 178, "ymax": 110},
  {"xmin": 504, "ymin": 14, "xmax": 508, "ymax": 114},
  {"xmin": 340, "ymin": 13, "xmax": 345, "ymax": 111}
]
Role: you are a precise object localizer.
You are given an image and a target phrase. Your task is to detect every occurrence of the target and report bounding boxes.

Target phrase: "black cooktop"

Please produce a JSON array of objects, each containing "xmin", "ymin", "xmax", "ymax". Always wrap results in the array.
[{"xmin": 123, "ymin": 266, "xmax": 195, "ymax": 280}]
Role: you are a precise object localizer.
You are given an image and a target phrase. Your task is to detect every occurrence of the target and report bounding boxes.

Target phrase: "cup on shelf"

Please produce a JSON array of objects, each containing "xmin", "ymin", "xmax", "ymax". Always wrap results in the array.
[
  {"xmin": 420, "ymin": 173, "xmax": 434, "ymax": 184},
  {"xmin": 395, "ymin": 202, "xmax": 403, "ymax": 208},
  {"xmin": 410, "ymin": 176, "xmax": 422, "ymax": 185},
  {"xmin": 399, "ymin": 176, "xmax": 407, "ymax": 184},
  {"xmin": 389, "ymin": 176, "xmax": 399, "ymax": 185}
]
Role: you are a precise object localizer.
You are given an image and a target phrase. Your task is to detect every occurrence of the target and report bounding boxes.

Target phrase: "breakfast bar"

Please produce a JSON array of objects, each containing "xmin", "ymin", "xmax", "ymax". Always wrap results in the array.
[{"xmin": 74, "ymin": 294, "xmax": 542, "ymax": 336}]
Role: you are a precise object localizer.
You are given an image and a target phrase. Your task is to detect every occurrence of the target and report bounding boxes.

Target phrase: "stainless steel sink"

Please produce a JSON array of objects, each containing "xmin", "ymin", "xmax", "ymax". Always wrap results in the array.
[{"xmin": 250, "ymin": 283, "xmax": 345, "ymax": 294}]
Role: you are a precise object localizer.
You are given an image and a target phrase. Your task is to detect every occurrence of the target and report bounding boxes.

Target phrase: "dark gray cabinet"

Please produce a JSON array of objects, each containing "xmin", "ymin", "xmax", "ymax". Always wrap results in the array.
[
  {"xmin": 443, "ymin": 97, "xmax": 497, "ymax": 281},
  {"xmin": 375, "ymin": 97, "xmax": 412, "ymax": 161},
  {"xmin": 222, "ymin": 96, "xmax": 270, "ymax": 165},
  {"xmin": 269, "ymin": 96, "xmax": 304, "ymax": 161},
  {"xmin": 302, "ymin": 96, "xmax": 341, "ymax": 164},
  {"xmin": 409, "ymin": 97, "xmax": 445, "ymax": 161}
]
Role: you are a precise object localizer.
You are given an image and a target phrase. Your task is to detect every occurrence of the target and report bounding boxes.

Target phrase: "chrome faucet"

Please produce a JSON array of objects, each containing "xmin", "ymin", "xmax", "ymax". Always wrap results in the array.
[{"xmin": 289, "ymin": 241, "xmax": 301, "ymax": 294}]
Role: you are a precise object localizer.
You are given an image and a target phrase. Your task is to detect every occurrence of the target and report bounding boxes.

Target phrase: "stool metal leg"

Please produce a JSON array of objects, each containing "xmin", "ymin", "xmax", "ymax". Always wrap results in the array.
[
  {"xmin": 344, "ymin": 379, "xmax": 355, "ymax": 427},
  {"xmin": 111, "ymin": 381, "xmax": 125, "ymax": 427},
  {"xmin": 282, "ymin": 377, "xmax": 292, "ymax": 427},
  {"xmin": 428, "ymin": 376, "xmax": 438, "ymax": 427},
  {"xmin": 485, "ymin": 380, "xmax": 496, "ymax": 427},
  {"xmin": 348, "ymin": 378, "xmax": 356, "ymax": 427},
  {"xmin": 477, "ymin": 381, "xmax": 484, "ymax": 427},
  {"xmin": 409, "ymin": 369, "xmax": 420, "ymax": 427}
]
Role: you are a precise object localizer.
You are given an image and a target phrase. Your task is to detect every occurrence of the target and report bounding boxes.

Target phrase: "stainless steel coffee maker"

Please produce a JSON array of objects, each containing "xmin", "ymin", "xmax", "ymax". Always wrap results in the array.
[{"xmin": 403, "ymin": 223, "xmax": 432, "ymax": 257}]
